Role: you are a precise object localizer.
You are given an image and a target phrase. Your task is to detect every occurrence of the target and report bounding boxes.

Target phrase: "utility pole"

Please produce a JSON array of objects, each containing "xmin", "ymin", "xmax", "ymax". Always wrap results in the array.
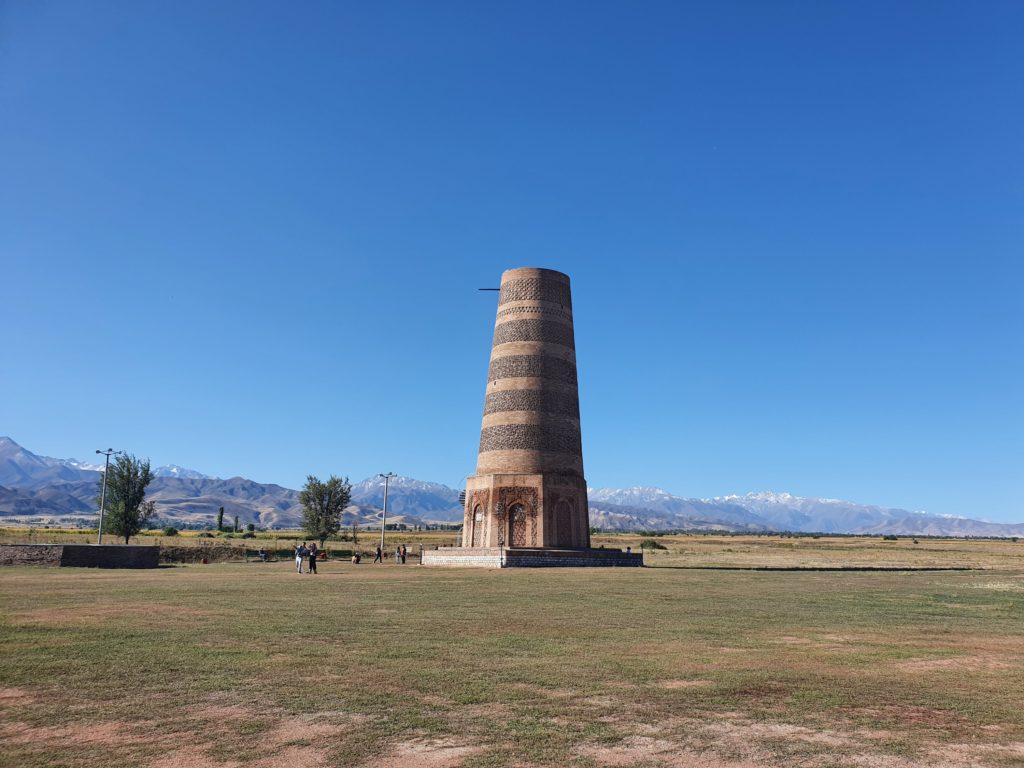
[
  {"xmin": 95, "ymin": 448, "xmax": 122, "ymax": 544},
  {"xmin": 378, "ymin": 472, "xmax": 396, "ymax": 555}
]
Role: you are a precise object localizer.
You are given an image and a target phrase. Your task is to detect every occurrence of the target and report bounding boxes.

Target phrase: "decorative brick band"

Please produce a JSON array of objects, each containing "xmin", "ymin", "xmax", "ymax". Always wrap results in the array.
[
  {"xmin": 479, "ymin": 423, "xmax": 582, "ymax": 455},
  {"xmin": 496, "ymin": 305, "xmax": 574, "ymax": 323},
  {"xmin": 493, "ymin": 320, "xmax": 575, "ymax": 349},
  {"xmin": 483, "ymin": 389, "xmax": 580, "ymax": 418},
  {"xmin": 488, "ymin": 355, "xmax": 577, "ymax": 386},
  {"xmin": 498, "ymin": 278, "xmax": 572, "ymax": 308}
]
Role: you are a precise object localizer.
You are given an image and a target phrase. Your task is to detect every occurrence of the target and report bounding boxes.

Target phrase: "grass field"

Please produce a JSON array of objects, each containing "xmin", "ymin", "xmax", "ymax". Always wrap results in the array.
[
  {"xmin": 1, "ymin": 540, "xmax": 1023, "ymax": 767},
  {"xmin": 3, "ymin": 528, "xmax": 1020, "ymax": 569}
]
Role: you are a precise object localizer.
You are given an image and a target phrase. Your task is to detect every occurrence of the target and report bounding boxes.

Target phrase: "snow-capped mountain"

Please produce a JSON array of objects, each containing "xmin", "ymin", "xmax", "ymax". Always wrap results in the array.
[
  {"xmin": 1, "ymin": 437, "xmax": 1021, "ymax": 536},
  {"xmin": 349, "ymin": 475, "xmax": 462, "ymax": 520},
  {"xmin": 588, "ymin": 486, "xmax": 764, "ymax": 528},
  {"xmin": 0, "ymin": 436, "xmax": 101, "ymax": 488},
  {"xmin": 587, "ymin": 485, "xmax": 1024, "ymax": 537},
  {"xmin": 62, "ymin": 458, "xmax": 106, "ymax": 472},
  {"xmin": 153, "ymin": 464, "xmax": 213, "ymax": 480},
  {"xmin": 0, "ymin": 438, "xmax": 212, "ymax": 486}
]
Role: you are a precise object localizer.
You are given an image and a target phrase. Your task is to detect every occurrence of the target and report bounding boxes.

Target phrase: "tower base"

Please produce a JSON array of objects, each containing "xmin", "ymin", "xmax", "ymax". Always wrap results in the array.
[
  {"xmin": 463, "ymin": 473, "xmax": 591, "ymax": 549},
  {"xmin": 422, "ymin": 546, "xmax": 643, "ymax": 568}
]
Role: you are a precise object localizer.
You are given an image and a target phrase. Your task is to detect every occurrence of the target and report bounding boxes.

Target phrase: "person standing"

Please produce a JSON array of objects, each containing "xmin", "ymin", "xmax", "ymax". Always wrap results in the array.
[
  {"xmin": 394, "ymin": 545, "xmax": 401, "ymax": 564},
  {"xmin": 400, "ymin": 544, "xmax": 407, "ymax": 564},
  {"xmin": 373, "ymin": 544, "xmax": 382, "ymax": 563},
  {"xmin": 295, "ymin": 542, "xmax": 307, "ymax": 573},
  {"xmin": 308, "ymin": 542, "xmax": 318, "ymax": 574}
]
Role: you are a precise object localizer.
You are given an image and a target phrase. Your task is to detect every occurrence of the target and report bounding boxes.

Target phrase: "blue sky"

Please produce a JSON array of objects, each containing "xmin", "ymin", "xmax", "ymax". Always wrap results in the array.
[{"xmin": 1, "ymin": 1, "xmax": 1021, "ymax": 521}]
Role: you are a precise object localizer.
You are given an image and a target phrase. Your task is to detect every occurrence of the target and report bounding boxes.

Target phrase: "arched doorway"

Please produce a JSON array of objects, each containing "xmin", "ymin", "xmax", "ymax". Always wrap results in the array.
[
  {"xmin": 471, "ymin": 505, "xmax": 483, "ymax": 547},
  {"xmin": 509, "ymin": 503, "xmax": 528, "ymax": 547}
]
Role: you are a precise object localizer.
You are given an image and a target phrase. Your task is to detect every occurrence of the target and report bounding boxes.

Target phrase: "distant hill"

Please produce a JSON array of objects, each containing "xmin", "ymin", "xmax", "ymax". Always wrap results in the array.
[
  {"xmin": 587, "ymin": 487, "xmax": 1024, "ymax": 537},
  {"xmin": 1, "ymin": 436, "xmax": 1021, "ymax": 536}
]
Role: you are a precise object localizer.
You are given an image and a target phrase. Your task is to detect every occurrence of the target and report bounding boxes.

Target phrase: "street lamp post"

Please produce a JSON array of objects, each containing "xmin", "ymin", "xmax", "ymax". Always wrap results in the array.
[
  {"xmin": 378, "ymin": 472, "xmax": 396, "ymax": 556},
  {"xmin": 95, "ymin": 448, "xmax": 121, "ymax": 545}
]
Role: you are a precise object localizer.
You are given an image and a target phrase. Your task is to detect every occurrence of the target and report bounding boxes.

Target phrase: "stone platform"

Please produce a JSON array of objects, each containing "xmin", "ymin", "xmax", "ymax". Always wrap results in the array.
[
  {"xmin": 422, "ymin": 546, "xmax": 643, "ymax": 568},
  {"xmin": 0, "ymin": 544, "xmax": 160, "ymax": 569}
]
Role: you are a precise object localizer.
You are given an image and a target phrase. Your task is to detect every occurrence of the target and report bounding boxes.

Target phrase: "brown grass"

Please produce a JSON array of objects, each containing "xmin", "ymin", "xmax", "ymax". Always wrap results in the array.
[{"xmin": 1, "ymin": 541, "xmax": 1022, "ymax": 767}]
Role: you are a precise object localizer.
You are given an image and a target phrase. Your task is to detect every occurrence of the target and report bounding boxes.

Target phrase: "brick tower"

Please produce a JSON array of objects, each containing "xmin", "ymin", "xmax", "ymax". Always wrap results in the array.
[{"xmin": 462, "ymin": 267, "xmax": 590, "ymax": 549}]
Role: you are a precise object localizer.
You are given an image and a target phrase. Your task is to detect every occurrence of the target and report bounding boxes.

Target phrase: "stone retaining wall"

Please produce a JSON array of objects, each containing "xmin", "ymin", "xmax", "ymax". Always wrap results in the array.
[
  {"xmin": 504, "ymin": 548, "xmax": 643, "ymax": 568},
  {"xmin": 0, "ymin": 544, "xmax": 160, "ymax": 568},
  {"xmin": 422, "ymin": 548, "xmax": 505, "ymax": 568},
  {"xmin": 159, "ymin": 545, "xmax": 238, "ymax": 564},
  {"xmin": 422, "ymin": 546, "xmax": 643, "ymax": 568},
  {"xmin": 0, "ymin": 544, "xmax": 64, "ymax": 567}
]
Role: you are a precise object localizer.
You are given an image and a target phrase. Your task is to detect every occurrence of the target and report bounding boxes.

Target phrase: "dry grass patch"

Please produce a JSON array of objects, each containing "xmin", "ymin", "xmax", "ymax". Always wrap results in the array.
[
  {"xmin": 659, "ymin": 679, "xmax": 714, "ymax": 689},
  {"xmin": 365, "ymin": 738, "xmax": 483, "ymax": 767},
  {"xmin": 894, "ymin": 654, "xmax": 1016, "ymax": 672}
]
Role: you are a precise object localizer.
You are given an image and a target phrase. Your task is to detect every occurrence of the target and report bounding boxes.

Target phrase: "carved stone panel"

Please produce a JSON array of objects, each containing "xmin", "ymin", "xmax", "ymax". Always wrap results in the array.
[
  {"xmin": 471, "ymin": 505, "xmax": 483, "ymax": 547},
  {"xmin": 496, "ymin": 486, "xmax": 538, "ymax": 548},
  {"xmin": 509, "ymin": 504, "xmax": 528, "ymax": 547}
]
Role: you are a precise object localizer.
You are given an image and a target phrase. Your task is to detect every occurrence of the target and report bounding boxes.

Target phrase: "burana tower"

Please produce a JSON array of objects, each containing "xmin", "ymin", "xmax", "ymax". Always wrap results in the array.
[
  {"xmin": 465, "ymin": 267, "xmax": 589, "ymax": 549},
  {"xmin": 423, "ymin": 267, "xmax": 641, "ymax": 567}
]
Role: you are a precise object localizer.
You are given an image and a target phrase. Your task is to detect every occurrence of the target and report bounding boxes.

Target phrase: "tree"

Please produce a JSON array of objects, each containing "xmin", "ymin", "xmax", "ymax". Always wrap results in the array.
[
  {"xmin": 97, "ymin": 454, "xmax": 155, "ymax": 544},
  {"xmin": 300, "ymin": 475, "xmax": 351, "ymax": 547},
  {"xmin": 217, "ymin": 507, "xmax": 224, "ymax": 532},
  {"xmin": 233, "ymin": 515, "xmax": 239, "ymax": 533}
]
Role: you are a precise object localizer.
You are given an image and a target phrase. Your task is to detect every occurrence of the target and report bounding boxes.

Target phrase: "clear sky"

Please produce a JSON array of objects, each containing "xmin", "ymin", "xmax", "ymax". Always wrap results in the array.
[{"xmin": 1, "ymin": 1, "xmax": 1021, "ymax": 521}]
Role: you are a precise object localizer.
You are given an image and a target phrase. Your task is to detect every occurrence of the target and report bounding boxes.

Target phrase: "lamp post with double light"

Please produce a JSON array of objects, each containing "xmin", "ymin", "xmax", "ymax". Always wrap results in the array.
[
  {"xmin": 377, "ymin": 472, "xmax": 397, "ymax": 555},
  {"xmin": 95, "ymin": 448, "xmax": 122, "ymax": 544}
]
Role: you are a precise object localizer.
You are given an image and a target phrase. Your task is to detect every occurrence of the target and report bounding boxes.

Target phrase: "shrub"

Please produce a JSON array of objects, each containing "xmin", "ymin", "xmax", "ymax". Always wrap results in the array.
[
  {"xmin": 639, "ymin": 539, "xmax": 668, "ymax": 551},
  {"xmin": 197, "ymin": 532, "xmax": 213, "ymax": 538},
  {"xmin": 162, "ymin": 526, "xmax": 179, "ymax": 536},
  {"xmin": 882, "ymin": 535, "xmax": 899, "ymax": 541},
  {"xmin": 241, "ymin": 531, "xmax": 255, "ymax": 539}
]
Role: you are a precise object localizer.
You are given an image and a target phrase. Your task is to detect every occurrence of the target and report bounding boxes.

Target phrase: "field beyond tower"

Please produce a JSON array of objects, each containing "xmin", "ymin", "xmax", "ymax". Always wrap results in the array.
[{"xmin": 424, "ymin": 267, "xmax": 640, "ymax": 567}]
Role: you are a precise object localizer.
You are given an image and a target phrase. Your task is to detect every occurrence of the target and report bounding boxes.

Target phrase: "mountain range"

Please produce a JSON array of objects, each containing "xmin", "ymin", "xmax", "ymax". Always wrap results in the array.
[{"xmin": 1, "ymin": 437, "xmax": 1021, "ymax": 537}]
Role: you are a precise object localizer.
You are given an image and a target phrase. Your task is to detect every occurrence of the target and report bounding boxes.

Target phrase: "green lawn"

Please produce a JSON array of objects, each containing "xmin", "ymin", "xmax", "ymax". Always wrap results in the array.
[{"xmin": 1, "ymin": 559, "xmax": 1023, "ymax": 767}]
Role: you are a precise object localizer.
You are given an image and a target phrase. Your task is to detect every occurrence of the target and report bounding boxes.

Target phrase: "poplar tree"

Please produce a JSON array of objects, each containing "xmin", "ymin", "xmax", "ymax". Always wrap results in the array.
[
  {"xmin": 300, "ymin": 475, "xmax": 351, "ymax": 547},
  {"xmin": 97, "ymin": 454, "xmax": 155, "ymax": 544}
]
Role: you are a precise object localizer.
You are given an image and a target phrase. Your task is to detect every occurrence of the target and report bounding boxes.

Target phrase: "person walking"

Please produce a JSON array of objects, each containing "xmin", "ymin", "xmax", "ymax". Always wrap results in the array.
[
  {"xmin": 308, "ymin": 542, "xmax": 318, "ymax": 574},
  {"xmin": 373, "ymin": 544, "xmax": 382, "ymax": 563},
  {"xmin": 295, "ymin": 542, "xmax": 308, "ymax": 573}
]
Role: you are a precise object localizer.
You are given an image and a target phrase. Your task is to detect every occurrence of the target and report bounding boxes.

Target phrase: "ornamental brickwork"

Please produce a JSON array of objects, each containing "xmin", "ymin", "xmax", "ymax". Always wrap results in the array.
[
  {"xmin": 498, "ymin": 278, "xmax": 572, "ymax": 307},
  {"xmin": 492, "ymin": 320, "xmax": 575, "ymax": 348},
  {"xmin": 487, "ymin": 355, "xmax": 578, "ymax": 387},
  {"xmin": 483, "ymin": 390, "xmax": 580, "ymax": 418}
]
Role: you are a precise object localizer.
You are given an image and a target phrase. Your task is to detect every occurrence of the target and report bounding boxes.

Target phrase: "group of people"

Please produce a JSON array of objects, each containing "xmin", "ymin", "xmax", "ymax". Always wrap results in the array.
[
  {"xmin": 274, "ymin": 541, "xmax": 413, "ymax": 572},
  {"xmin": 293, "ymin": 541, "xmax": 320, "ymax": 574},
  {"xmin": 373, "ymin": 543, "xmax": 407, "ymax": 563}
]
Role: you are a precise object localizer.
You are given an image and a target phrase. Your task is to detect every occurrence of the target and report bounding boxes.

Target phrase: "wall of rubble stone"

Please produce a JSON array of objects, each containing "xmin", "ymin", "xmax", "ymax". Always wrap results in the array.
[{"xmin": 0, "ymin": 544, "xmax": 160, "ymax": 568}]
